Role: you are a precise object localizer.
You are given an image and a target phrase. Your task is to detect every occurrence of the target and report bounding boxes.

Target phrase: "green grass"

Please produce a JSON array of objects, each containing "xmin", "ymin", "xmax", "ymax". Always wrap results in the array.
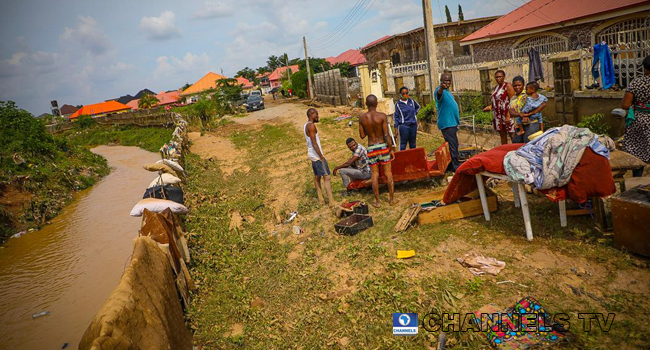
[{"xmin": 64, "ymin": 125, "xmax": 173, "ymax": 153}]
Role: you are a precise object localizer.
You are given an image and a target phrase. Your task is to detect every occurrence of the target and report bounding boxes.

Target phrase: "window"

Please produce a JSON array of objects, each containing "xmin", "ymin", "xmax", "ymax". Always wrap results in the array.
[
  {"xmin": 391, "ymin": 50, "xmax": 401, "ymax": 65},
  {"xmin": 596, "ymin": 17, "xmax": 650, "ymax": 48},
  {"xmin": 371, "ymin": 71, "xmax": 378, "ymax": 83},
  {"xmin": 512, "ymin": 34, "xmax": 568, "ymax": 58}
]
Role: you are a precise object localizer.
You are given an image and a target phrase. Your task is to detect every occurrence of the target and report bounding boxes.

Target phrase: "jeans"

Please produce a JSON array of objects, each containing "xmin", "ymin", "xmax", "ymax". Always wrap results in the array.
[
  {"xmin": 398, "ymin": 123, "xmax": 417, "ymax": 151},
  {"xmin": 441, "ymin": 126, "xmax": 460, "ymax": 172},
  {"xmin": 339, "ymin": 167, "xmax": 371, "ymax": 187}
]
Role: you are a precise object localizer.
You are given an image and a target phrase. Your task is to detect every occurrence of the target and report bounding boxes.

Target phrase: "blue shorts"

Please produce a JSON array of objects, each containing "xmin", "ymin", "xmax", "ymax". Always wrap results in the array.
[{"xmin": 311, "ymin": 159, "xmax": 330, "ymax": 177}]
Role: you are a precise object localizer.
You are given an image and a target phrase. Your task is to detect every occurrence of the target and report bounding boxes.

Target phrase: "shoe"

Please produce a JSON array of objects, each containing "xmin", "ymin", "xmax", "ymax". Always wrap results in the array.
[{"xmin": 586, "ymin": 82, "xmax": 600, "ymax": 90}]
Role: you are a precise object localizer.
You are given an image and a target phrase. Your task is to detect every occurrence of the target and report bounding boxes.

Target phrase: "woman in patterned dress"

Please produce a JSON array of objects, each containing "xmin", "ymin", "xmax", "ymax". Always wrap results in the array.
[
  {"xmin": 621, "ymin": 55, "xmax": 650, "ymax": 177},
  {"xmin": 484, "ymin": 70, "xmax": 516, "ymax": 144}
]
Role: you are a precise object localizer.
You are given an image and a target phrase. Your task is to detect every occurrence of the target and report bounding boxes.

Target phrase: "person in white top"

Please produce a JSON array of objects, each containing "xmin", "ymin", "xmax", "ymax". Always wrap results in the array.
[{"xmin": 304, "ymin": 108, "xmax": 335, "ymax": 205}]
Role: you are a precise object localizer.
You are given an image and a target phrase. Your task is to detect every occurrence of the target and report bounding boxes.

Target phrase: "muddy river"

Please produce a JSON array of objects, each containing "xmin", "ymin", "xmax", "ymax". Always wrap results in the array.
[{"xmin": 0, "ymin": 146, "xmax": 159, "ymax": 350}]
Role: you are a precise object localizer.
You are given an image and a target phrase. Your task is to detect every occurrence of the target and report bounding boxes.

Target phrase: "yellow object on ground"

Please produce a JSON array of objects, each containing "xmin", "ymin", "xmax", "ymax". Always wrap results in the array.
[
  {"xmin": 528, "ymin": 130, "xmax": 544, "ymax": 141},
  {"xmin": 397, "ymin": 250, "xmax": 415, "ymax": 259}
]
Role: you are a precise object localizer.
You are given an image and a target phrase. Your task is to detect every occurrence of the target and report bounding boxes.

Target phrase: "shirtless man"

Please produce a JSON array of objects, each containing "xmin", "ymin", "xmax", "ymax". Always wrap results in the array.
[
  {"xmin": 359, "ymin": 94, "xmax": 395, "ymax": 207},
  {"xmin": 304, "ymin": 108, "xmax": 335, "ymax": 205}
]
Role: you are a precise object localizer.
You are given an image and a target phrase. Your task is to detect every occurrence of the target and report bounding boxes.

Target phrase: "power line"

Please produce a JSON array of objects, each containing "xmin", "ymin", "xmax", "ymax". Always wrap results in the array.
[
  {"xmin": 311, "ymin": 0, "xmax": 369, "ymax": 44},
  {"xmin": 311, "ymin": 0, "xmax": 378, "ymax": 50},
  {"xmin": 311, "ymin": 0, "xmax": 374, "ymax": 48},
  {"xmin": 505, "ymin": 0, "xmax": 558, "ymax": 25}
]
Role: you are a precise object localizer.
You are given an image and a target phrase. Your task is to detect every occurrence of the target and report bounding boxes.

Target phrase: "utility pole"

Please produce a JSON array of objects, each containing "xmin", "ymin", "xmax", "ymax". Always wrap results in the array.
[
  {"xmin": 303, "ymin": 36, "xmax": 315, "ymax": 99},
  {"xmin": 285, "ymin": 54, "xmax": 292, "ymax": 82},
  {"xmin": 422, "ymin": 0, "xmax": 439, "ymax": 101}
]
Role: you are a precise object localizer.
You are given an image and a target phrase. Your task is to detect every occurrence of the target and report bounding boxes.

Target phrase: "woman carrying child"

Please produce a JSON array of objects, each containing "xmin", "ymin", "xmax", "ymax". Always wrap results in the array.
[{"xmin": 513, "ymin": 81, "xmax": 547, "ymax": 142}]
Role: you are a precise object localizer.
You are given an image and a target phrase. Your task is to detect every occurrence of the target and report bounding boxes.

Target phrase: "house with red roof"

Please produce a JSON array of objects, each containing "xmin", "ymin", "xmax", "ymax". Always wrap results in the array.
[
  {"xmin": 326, "ymin": 49, "xmax": 367, "ymax": 77},
  {"xmin": 268, "ymin": 65, "xmax": 299, "ymax": 88},
  {"xmin": 235, "ymin": 77, "xmax": 254, "ymax": 93},
  {"xmin": 69, "ymin": 101, "xmax": 132, "ymax": 119}
]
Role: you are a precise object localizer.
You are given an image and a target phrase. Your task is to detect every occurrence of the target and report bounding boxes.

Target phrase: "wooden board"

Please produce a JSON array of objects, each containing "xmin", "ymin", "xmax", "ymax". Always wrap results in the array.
[
  {"xmin": 394, "ymin": 204, "xmax": 421, "ymax": 232},
  {"xmin": 416, "ymin": 189, "xmax": 497, "ymax": 225}
]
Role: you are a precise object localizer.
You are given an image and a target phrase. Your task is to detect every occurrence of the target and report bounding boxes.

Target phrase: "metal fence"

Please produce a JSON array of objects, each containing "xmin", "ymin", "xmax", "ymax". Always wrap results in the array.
[{"xmin": 579, "ymin": 39, "xmax": 650, "ymax": 90}]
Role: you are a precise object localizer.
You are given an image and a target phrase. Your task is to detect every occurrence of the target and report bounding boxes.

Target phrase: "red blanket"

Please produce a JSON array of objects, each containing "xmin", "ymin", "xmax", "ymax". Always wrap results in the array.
[{"xmin": 442, "ymin": 144, "xmax": 615, "ymax": 204}]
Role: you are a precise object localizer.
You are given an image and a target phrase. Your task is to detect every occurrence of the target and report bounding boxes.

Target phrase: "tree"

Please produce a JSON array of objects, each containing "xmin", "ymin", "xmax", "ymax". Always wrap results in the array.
[
  {"xmin": 458, "ymin": 4, "xmax": 464, "ymax": 21},
  {"xmin": 256, "ymin": 66, "xmax": 271, "ymax": 75},
  {"xmin": 290, "ymin": 70, "xmax": 308, "ymax": 98},
  {"xmin": 212, "ymin": 78, "xmax": 242, "ymax": 115},
  {"xmin": 236, "ymin": 67, "xmax": 258, "ymax": 85},
  {"xmin": 445, "ymin": 5, "xmax": 452, "ymax": 23},
  {"xmin": 267, "ymin": 55, "xmax": 283, "ymax": 71},
  {"xmin": 180, "ymin": 83, "xmax": 192, "ymax": 91},
  {"xmin": 138, "ymin": 93, "xmax": 160, "ymax": 109},
  {"xmin": 332, "ymin": 62, "xmax": 355, "ymax": 78}
]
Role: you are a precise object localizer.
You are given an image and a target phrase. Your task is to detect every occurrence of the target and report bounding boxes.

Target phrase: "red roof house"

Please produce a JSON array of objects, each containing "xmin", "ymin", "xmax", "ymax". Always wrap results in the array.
[
  {"xmin": 268, "ymin": 65, "xmax": 299, "ymax": 88},
  {"xmin": 326, "ymin": 49, "xmax": 367, "ymax": 66},
  {"xmin": 235, "ymin": 77, "xmax": 254, "ymax": 89},
  {"xmin": 462, "ymin": 0, "xmax": 650, "ymax": 44},
  {"xmin": 156, "ymin": 90, "xmax": 181, "ymax": 106},
  {"xmin": 69, "ymin": 101, "xmax": 132, "ymax": 119}
]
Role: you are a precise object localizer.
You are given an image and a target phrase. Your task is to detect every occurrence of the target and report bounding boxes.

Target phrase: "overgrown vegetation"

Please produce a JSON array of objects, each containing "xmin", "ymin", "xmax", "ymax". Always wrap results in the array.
[
  {"xmin": 0, "ymin": 101, "xmax": 109, "ymax": 241},
  {"xmin": 172, "ymin": 78, "xmax": 243, "ymax": 130},
  {"xmin": 577, "ymin": 113, "xmax": 610, "ymax": 135},
  {"xmin": 64, "ymin": 124, "xmax": 173, "ymax": 153}
]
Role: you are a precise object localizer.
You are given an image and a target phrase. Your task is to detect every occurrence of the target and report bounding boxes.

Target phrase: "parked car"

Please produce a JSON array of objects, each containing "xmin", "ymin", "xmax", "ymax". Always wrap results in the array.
[{"xmin": 246, "ymin": 95, "xmax": 264, "ymax": 112}]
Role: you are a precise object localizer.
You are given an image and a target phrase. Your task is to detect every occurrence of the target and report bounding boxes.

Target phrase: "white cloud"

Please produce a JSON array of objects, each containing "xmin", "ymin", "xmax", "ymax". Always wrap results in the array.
[
  {"xmin": 194, "ymin": 0, "xmax": 233, "ymax": 19},
  {"xmin": 154, "ymin": 52, "xmax": 211, "ymax": 79},
  {"xmin": 140, "ymin": 11, "xmax": 181, "ymax": 41},
  {"xmin": 60, "ymin": 16, "xmax": 112, "ymax": 55}
]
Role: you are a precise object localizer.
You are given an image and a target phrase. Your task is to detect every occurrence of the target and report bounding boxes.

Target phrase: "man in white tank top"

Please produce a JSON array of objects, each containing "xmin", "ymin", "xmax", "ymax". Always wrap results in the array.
[{"xmin": 304, "ymin": 108, "xmax": 335, "ymax": 205}]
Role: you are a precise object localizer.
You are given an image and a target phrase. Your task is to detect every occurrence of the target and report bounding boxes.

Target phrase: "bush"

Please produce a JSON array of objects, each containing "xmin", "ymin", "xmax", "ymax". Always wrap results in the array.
[
  {"xmin": 76, "ymin": 115, "xmax": 96, "ymax": 129},
  {"xmin": 0, "ymin": 101, "xmax": 56, "ymax": 159},
  {"xmin": 291, "ymin": 70, "xmax": 308, "ymax": 99},
  {"xmin": 577, "ymin": 113, "xmax": 610, "ymax": 135},
  {"xmin": 416, "ymin": 103, "xmax": 435, "ymax": 123}
]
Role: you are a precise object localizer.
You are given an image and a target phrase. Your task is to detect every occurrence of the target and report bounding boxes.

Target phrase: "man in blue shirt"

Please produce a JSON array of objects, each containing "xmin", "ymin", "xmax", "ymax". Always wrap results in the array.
[
  {"xmin": 394, "ymin": 86, "xmax": 420, "ymax": 151},
  {"xmin": 435, "ymin": 73, "xmax": 461, "ymax": 172}
]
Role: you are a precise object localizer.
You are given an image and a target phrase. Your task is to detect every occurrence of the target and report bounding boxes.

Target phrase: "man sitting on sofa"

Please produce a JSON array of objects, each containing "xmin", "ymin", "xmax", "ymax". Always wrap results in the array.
[{"xmin": 333, "ymin": 138, "xmax": 371, "ymax": 195}]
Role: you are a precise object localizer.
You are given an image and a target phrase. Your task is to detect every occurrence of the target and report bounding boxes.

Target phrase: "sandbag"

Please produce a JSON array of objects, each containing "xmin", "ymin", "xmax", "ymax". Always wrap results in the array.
[
  {"xmin": 130, "ymin": 198, "xmax": 188, "ymax": 217},
  {"xmin": 143, "ymin": 185, "xmax": 184, "ymax": 205},
  {"xmin": 148, "ymin": 173, "xmax": 182, "ymax": 189},
  {"xmin": 157, "ymin": 159, "xmax": 185, "ymax": 174},
  {"xmin": 143, "ymin": 163, "xmax": 176, "ymax": 175}
]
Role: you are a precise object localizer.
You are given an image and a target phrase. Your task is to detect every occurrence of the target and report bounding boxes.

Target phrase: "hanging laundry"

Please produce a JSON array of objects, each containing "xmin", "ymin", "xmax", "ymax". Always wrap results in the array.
[
  {"xmin": 591, "ymin": 43, "xmax": 616, "ymax": 90},
  {"xmin": 528, "ymin": 48, "xmax": 544, "ymax": 83}
]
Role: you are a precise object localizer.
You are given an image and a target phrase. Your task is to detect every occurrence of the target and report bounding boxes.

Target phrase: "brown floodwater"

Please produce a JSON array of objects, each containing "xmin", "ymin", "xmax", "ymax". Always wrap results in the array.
[{"xmin": 0, "ymin": 146, "xmax": 159, "ymax": 350}]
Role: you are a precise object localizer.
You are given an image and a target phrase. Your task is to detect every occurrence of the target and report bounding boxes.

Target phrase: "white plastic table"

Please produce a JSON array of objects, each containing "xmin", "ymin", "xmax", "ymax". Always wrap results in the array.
[{"xmin": 475, "ymin": 171, "xmax": 566, "ymax": 241}]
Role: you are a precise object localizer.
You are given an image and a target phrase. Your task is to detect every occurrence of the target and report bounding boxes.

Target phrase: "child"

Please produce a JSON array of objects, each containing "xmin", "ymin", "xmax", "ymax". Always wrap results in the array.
[{"xmin": 517, "ymin": 82, "xmax": 548, "ymax": 137}]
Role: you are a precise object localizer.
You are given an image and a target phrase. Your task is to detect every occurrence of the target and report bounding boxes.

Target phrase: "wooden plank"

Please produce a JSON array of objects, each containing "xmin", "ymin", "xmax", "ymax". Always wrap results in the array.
[
  {"xmin": 395, "ymin": 205, "xmax": 421, "ymax": 232},
  {"xmin": 409, "ymin": 189, "xmax": 481, "ymax": 204},
  {"xmin": 417, "ymin": 192, "xmax": 497, "ymax": 225}
]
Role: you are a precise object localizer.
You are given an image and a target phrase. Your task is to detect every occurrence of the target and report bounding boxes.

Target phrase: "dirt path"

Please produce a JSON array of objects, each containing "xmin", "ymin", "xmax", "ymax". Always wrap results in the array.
[{"xmin": 188, "ymin": 131, "xmax": 249, "ymax": 176}]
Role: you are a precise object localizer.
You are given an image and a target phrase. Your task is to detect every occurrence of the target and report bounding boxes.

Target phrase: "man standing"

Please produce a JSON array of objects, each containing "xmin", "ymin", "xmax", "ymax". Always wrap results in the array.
[
  {"xmin": 333, "ymin": 138, "xmax": 371, "ymax": 194},
  {"xmin": 435, "ymin": 73, "xmax": 461, "ymax": 172},
  {"xmin": 394, "ymin": 86, "xmax": 421, "ymax": 151},
  {"xmin": 359, "ymin": 94, "xmax": 395, "ymax": 207},
  {"xmin": 304, "ymin": 108, "xmax": 335, "ymax": 205}
]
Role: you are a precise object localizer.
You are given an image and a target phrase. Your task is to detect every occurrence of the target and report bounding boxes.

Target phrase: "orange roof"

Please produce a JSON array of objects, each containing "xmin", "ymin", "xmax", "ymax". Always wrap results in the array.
[
  {"xmin": 69, "ymin": 100, "xmax": 132, "ymax": 119},
  {"xmin": 126, "ymin": 99, "xmax": 140, "ymax": 110},
  {"xmin": 180, "ymin": 72, "xmax": 229, "ymax": 96},
  {"xmin": 268, "ymin": 65, "xmax": 299, "ymax": 81},
  {"xmin": 462, "ymin": 0, "xmax": 649, "ymax": 43},
  {"xmin": 236, "ymin": 77, "xmax": 254, "ymax": 88},
  {"xmin": 156, "ymin": 90, "xmax": 181, "ymax": 105}
]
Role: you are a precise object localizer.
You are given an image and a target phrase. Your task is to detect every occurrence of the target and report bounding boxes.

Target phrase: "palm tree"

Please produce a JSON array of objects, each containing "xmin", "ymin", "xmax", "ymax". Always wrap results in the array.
[{"xmin": 138, "ymin": 93, "xmax": 160, "ymax": 109}]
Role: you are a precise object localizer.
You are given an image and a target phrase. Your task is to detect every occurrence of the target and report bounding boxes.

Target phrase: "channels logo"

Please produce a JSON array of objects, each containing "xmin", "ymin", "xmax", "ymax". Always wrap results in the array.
[{"xmin": 393, "ymin": 313, "xmax": 418, "ymax": 335}]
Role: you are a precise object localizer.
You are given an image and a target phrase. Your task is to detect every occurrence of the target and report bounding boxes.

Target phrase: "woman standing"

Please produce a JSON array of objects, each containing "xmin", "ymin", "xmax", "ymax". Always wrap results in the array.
[
  {"xmin": 621, "ymin": 55, "xmax": 650, "ymax": 176},
  {"xmin": 394, "ymin": 86, "xmax": 421, "ymax": 151},
  {"xmin": 484, "ymin": 70, "xmax": 516, "ymax": 144},
  {"xmin": 510, "ymin": 76, "xmax": 527, "ymax": 143}
]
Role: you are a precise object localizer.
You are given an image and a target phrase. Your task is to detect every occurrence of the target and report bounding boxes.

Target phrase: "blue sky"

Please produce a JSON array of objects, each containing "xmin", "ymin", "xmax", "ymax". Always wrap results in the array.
[{"xmin": 0, "ymin": 0, "xmax": 514, "ymax": 115}]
